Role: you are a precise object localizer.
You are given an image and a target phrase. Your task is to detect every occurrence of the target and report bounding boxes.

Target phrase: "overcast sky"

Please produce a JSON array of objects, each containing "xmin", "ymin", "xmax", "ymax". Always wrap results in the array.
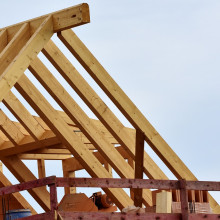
[{"xmin": 0, "ymin": 0, "xmax": 220, "ymax": 212}]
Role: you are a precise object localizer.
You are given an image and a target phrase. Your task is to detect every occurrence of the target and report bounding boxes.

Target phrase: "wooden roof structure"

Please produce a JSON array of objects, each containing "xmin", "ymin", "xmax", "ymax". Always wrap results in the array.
[{"xmin": 0, "ymin": 3, "xmax": 219, "ymax": 214}]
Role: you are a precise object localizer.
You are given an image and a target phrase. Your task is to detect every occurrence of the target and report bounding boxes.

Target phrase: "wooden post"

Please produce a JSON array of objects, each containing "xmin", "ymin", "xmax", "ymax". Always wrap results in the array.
[
  {"xmin": 38, "ymin": 159, "xmax": 46, "ymax": 179},
  {"xmin": 134, "ymin": 129, "xmax": 145, "ymax": 207},
  {"xmin": 49, "ymin": 183, "xmax": 57, "ymax": 212},
  {"xmin": 180, "ymin": 179, "xmax": 189, "ymax": 220}
]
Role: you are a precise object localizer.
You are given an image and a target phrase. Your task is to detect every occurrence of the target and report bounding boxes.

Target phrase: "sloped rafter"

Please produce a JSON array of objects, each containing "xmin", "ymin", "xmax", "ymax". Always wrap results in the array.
[
  {"xmin": 0, "ymin": 30, "xmax": 7, "ymax": 53},
  {"xmin": 0, "ymin": 16, "xmax": 53, "ymax": 103},
  {"xmin": 0, "ymin": 110, "xmax": 26, "ymax": 145},
  {"xmin": 15, "ymin": 74, "xmax": 133, "ymax": 210},
  {"xmin": 3, "ymin": 91, "xmax": 45, "ymax": 140},
  {"xmin": 42, "ymin": 40, "xmax": 168, "ymax": 180},
  {"xmin": 28, "ymin": 57, "xmax": 152, "ymax": 206},
  {"xmin": 58, "ymin": 29, "xmax": 195, "ymax": 181},
  {"xmin": 0, "ymin": 3, "xmax": 219, "ymax": 213},
  {"xmin": 58, "ymin": 29, "xmax": 220, "ymax": 212},
  {"xmin": 0, "ymin": 3, "xmax": 90, "ymax": 103}
]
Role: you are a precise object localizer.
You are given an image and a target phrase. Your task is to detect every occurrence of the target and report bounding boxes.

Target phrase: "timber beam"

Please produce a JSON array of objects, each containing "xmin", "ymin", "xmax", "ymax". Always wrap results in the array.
[{"xmin": 0, "ymin": 4, "xmax": 90, "ymax": 39}]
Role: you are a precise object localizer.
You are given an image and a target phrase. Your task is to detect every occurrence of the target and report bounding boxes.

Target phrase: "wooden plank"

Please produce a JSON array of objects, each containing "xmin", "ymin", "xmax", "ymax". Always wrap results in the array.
[
  {"xmin": 0, "ymin": 131, "xmax": 59, "ymax": 157},
  {"xmin": 43, "ymin": 39, "xmax": 167, "ymax": 180},
  {"xmin": 134, "ymin": 129, "xmax": 145, "ymax": 207},
  {"xmin": 15, "ymin": 75, "xmax": 133, "ymax": 210},
  {"xmin": 29, "ymin": 58, "xmax": 152, "ymax": 206},
  {"xmin": 19, "ymin": 154, "xmax": 72, "ymax": 160},
  {"xmin": 0, "ymin": 30, "xmax": 8, "ymax": 53},
  {"xmin": 0, "ymin": 4, "xmax": 90, "ymax": 41},
  {"xmin": 58, "ymin": 211, "xmax": 181, "ymax": 220},
  {"xmin": 0, "ymin": 23, "xmax": 30, "ymax": 75},
  {"xmin": 0, "ymin": 171, "xmax": 37, "ymax": 214},
  {"xmin": 3, "ymin": 91, "xmax": 45, "ymax": 140},
  {"xmin": 1, "ymin": 156, "xmax": 51, "ymax": 211},
  {"xmin": 0, "ymin": 110, "xmax": 25, "ymax": 145},
  {"xmin": 29, "ymin": 148, "xmax": 71, "ymax": 155},
  {"xmin": 0, "ymin": 15, "xmax": 53, "ymax": 103}
]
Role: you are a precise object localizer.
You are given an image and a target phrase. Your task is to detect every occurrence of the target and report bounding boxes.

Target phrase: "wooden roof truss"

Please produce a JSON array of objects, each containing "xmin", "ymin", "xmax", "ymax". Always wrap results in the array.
[{"xmin": 0, "ymin": 4, "xmax": 219, "ymax": 214}]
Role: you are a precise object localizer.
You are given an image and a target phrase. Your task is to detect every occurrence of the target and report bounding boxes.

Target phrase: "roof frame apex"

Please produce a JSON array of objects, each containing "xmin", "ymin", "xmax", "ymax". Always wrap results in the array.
[{"xmin": 0, "ymin": 3, "xmax": 90, "ymax": 36}]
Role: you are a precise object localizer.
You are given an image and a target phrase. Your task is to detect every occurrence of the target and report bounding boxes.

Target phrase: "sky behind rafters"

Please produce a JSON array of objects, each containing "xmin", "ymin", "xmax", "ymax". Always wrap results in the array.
[{"xmin": 0, "ymin": 0, "xmax": 220, "ymax": 212}]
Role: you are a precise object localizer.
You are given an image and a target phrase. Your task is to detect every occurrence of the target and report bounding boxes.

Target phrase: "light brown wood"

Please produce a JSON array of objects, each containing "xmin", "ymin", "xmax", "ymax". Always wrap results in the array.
[
  {"xmin": 0, "ymin": 131, "xmax": 59, "ymax": 157},
  {"xmin": 29, "ymin": 58, "xmax": 152, "ymax": 206},
  {"xmin": 37, "ymin": 159, "xmax": 46, "ymax": 178},
  {"xmin": 0, "ymin": 23, "xmax": 30, "ymax": 75},
  {"xmin": 3, "ymin": 91, "xmax": 45, "ymax": 140},
  {"xmin": 58, "ymin": 29, "xmax": 194, "ymax": 180},
  {"xmin": 16, "ymin": 74, "xmax": 133, "ymax": 210},
  {"xmin": 58, "ymin": 30, "xmax": 220, "ymax": 212},
  {"xmin": 0, "ymin": 4, "xmax": 90, "ymax": 41},
  {"xmin": 0, "ymin": 110, "xmax": 26, "ymax": 145},
  {"xmin": 156, "ymin": 191, "xmax": 172, "ymax": 213},
  {"xmin": 44, "ymin": 40, "xmax": 167, "ymax": 180},
  {"xmin": 0, "ymin": 15, "xmax": 53, "ymax": 103},
  {"xmin": 19, "ymin": 154, "xmax": 72, "ymax": 160}
]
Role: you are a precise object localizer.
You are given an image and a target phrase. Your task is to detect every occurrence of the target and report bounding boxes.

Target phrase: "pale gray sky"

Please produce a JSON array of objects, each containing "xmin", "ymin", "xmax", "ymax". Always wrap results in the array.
[{"xmin": 1, "ymin": 0, "xmax": 220, "ymax": 212}]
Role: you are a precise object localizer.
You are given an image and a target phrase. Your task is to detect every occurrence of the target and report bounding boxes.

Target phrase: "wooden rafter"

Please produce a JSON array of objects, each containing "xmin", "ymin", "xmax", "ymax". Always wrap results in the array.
[
  {"xmin": 43, "ymin": 39, "xmax": 168, "ymax": 180},
  {"xmin": 0, "ymin": 4, "xmax": 219, "ymax": 213},
  {"xmin": 29, "ymin": 57, "xmax": 153, "ymax": 206},
  {"xmin": 58, "ymin": 29, "xmax": 220, "ymax": 212},
  {"xmin": 0, "ymin": 16, "xmax": 53, "ymax": 103},
  {"xmin": 15, "ymin": 74, "xmax": 133, "ymax": 210},
  {"xmin": 3, "ymin": 91, "xmax": 45, "ymax": 140}
]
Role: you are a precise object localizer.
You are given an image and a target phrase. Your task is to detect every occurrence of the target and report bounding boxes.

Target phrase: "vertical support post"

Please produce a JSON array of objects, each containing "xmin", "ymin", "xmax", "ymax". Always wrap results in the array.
[
  {"xmin": 134, "ymin": 129, "xmax": 145, "ymax": 207},
  {"xmin": 37, "ymin": 159, "xmax": 46, "ymax": 179},
  {"xmin": 38, "ymin": 159, "xmax": 46, "ymax": 190},
  {"xmin": 180, "ymin": 179, "xmax": 189, "ymax": 220},
  {"xmin": 49, "ymin": 183, "xmax": 58, "ymax": 212},
  {"xmin": 62, "ymin": 160, "xmax": 76, "ymax": 195}
]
